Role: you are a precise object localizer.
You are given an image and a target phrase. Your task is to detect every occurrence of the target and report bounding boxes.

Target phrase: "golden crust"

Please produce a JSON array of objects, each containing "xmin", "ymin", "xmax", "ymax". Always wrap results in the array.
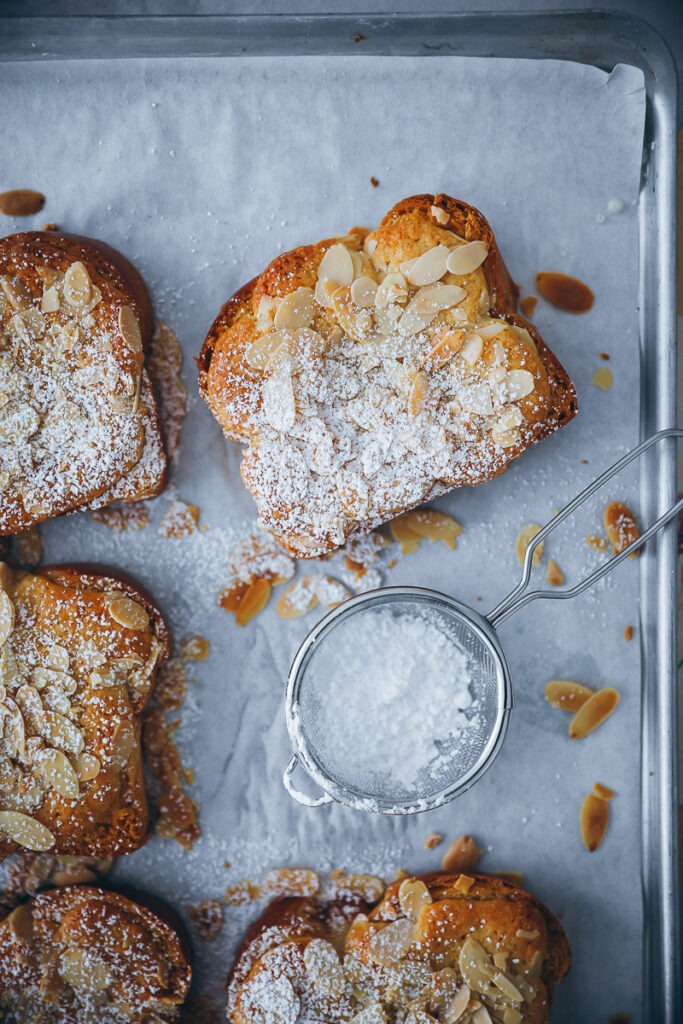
[
  {"xmin": 227, "ymin": 871, "xmax": 570, "ymax": 1024},
  {"xmin": 0, "ymin": 232, "xmax": 167, "ymax": 534},
  {"xmin": 0, "ymin": 884, "xmax": 191, "ymax": 1022},
  {"xmin": 199, "ymin": 195, "xmax": 577, "ymax": 559},
  {"xmin": 0, "ymin": 562, "xmax": 170, "ymax": 859}
]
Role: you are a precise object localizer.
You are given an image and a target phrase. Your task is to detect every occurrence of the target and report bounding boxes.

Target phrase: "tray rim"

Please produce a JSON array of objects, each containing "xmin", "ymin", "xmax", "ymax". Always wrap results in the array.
[{"xmin": 0, "ymin": 10, "xmax": 678, "ymax": 1022}]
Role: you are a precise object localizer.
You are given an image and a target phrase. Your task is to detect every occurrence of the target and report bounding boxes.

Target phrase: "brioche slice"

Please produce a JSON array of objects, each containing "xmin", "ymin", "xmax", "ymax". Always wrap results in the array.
[
  {"xmin": 0, "ymin": 231, "xmax": 167, "ymax": 534},
  {"xmin": 228, "ymin": 871, "xmax": 570, "ymax": 1024},
  {"xmin": 0, "ymin": 562, "xmax": 170, "ymax": 859},
  {"xmin": 199, "ymin": 194, "xmax": 577, "ymax": 558},
  {"xmin": 0, "ymin": 884, "xmax": 191, "ymax": 1021}
]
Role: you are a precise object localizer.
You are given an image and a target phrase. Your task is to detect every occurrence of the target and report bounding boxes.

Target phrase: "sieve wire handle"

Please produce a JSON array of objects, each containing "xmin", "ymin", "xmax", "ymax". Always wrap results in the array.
[
  {"xmin": 487, "ymin": 428, "xmax": 683, "ymax": 629},
  {"xmin": 283, "ymin": 756, "xmax": 333, "ymax": 807}
]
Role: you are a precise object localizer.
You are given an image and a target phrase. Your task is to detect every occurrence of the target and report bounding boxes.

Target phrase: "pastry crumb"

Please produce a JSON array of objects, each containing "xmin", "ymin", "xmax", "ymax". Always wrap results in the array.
[{"xmin": 425, "ymin": 832, "xmax": 443, "ymax": 849}]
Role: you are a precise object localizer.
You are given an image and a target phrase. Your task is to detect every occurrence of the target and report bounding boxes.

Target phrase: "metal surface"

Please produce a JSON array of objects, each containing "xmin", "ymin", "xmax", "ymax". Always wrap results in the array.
[{"xmin": 0, "ymin": 10, "xmax": 677, "ymax": 1021}]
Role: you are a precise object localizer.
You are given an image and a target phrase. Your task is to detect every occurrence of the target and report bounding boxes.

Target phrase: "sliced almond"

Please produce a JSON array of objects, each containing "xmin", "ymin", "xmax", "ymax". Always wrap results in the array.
[
  {"xmin": 235, "ymin": 577, "xmax": 272, "ymax": 626},
  {"xmin": 245, "ymin": 330, "xmax": 288, "ymax": 370},
  {"xmin": 441, "ymin": 985, "xmax": 471, "ymax": 1024},
  {"xmin": 453, "ymin": 873, "xmax": 475, "ymax": 893},
  {"xmin": 425, "ymin": 831, "xmax": 443, "ymax": 849},
  {"xmin": 580, "ymin": 792, "xmax": 609, "ymax": 852},
  {"xmin": 46, "ymin": 645, "xmax": 69, "ymax": 672},
  {"xmin": 408, "ymin": 370, "xmax": 429, "ymax": 416},
  {"xmin": 430, "ymin": 205, "xmax": 450, "ymax": 226},
  {"xmin": 446, "ymin": 241, "xmax": 488, "ymax": 276},
  {"xmin": 63, "ymin": 261, "xmax": 92, "ymax": 308},
  {"xmin": 593, "ymin": 781, "xmax": 615, "ymax": 801},
  {"xmin": 368, "ymin": 918, "xmax": 414, "ymax": 966},
  {"xmin": 515, "ymin": 524, "xmax": 543, "ymax": 568},
  {"xmin": 118, "ymin": 305, "xmax": 143, "ymax": 354},
  {"xmin": 0, "ymin": 588, "xmax": 15, "ymax": 647},
  {"xmin": 504, "ymin": 369, "xmax": 535, "ymax": 401},
  {"xmin": 59, "ymin": 947, "xmax": 111, "ymax": 993},
  {"xmin": 328, "ymin": 873, "xmax": 385, "ymax": 902},
  {"xmin": 0, "ymin": 811, "xmax": 54, "ymax": 851},
  {"xmin": 399, "ymin": 509, "xmax": 462, "ymax": 550},
  {"xmin": 318, "ymin": 244, "xmax": 354, "ymax": 287},
  {"xmin": 586, "ymin": 533, "xmax": 607, "ymax": 551},
  {"xmin": 34, "ymin": 748, "xmax": 79, "ymax": 799},
  {"xmin": 350, "ymin": 276, "xmax": 378, "ymax": 308},
  {"xmin": 478, "ymin": 321, "xmax": 506, "ymax": 339},
  {"xmin": 389, "ymin": 515, "xmax": 422, "ymax": 546},
  {"xmin": 314, "ymin": 576, "xmax": 350, "ymax": 609},
  {"xmin": 276, "ymin": 576, "xmax": 319, "ymax": 619},
  {"xmin": 0, "ymin": 188, "xmax": 45, "ymax": 216},
  {"xmin": 545, "ymin": 679, "xmax": 595, "ymax": 711},
  {"xmin": 398, "ymin": 878, "xmax": 432, "ymax": 919},
  {"xmin": 180, "ymin": 635, "xmax": 210, "ymax": 661},
  {"xmin": 500, "ymin": 1010, "xmax": 523, "ymax": 1024},
  {"xmin": 262, "ymin": 358, "xmax": 296, "ymax": 432},
  {"xmin": 6, "ymin": 903, "xmax": 33, "ymax": 944},
  {"xmin": 262, "ymin": 867, "xmax": 320, "ymax": 897},
  {"xmin": 459, "ymin": 334, "xmax": 483, "ymax": 366},
  {"xmin": 110, "ymin": 720, "xmax": 135, "ymax": 771},
  {"xmin": 303, "ymin": 938, "xmax": 345, "ymax": 997},
  {"xmin": 107, "ymin": 596, "xmax": 149, "ymax": 631},
  {"xmin": 424, "ymin": 327, "xmax": 465, "ymax": 368},
  {"xmin": 441, "ymin": 835, "xmax": 482, "ymax": 873},
  {"xmin": 458, "ymin": 937, "xmax": 494, "ymax": 994},
  {"xmin": 492, "ymin": 973, "xmax": 523, "ymax": 1003},
  {"xmin": 398, "ymin": 283, "xmax": 466, "ymax": 336},
  {"xmin": 375, "ymin": 271, "xmax": 408, "ymax": 309},
  {"xmin": 41, "ymin": 285, "xmax": 60, "ymax": 313},
  {"xmin": 402, "ymin": 245, "xmax": 450, "ymax": 287},
  {"xmin": 1, "ymin": 274, "xmax": 30, "ymax": 310},
  {"xmin": 592, "ymin": 368, "xmax": 613, "ymax": 391},
  {"xmin": 273, "ymin": 287, "xmax": 315, "ymax": 330},
  {"xmin": 546, "ymin": 559, "xmax": 564, "ymax": 586},
  {"xmin": 74, "ymin": 752, "xmax": 101, "ymax": 781},
  {"xmin": 603, "ymin": 501, "xmax": 639, "ymax": 557},
  {"xmin": 569, "ymin": 687, "xmax": 620, "ymax": 739}
]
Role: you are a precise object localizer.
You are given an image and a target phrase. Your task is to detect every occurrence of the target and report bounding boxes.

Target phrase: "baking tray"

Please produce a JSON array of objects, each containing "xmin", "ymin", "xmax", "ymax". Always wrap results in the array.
[{"xmin": 0, "ymin": 10, "xmax": 678, "ymax": 1023}]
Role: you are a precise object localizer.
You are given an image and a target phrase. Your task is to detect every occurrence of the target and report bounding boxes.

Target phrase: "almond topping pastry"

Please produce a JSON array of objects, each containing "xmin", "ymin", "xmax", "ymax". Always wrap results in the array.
[
  {"xmin": 200, "ymin": 197, "xmax": 576, "ymax": 558},
  {"xmin": 603, "ymin": 500, "xmax": 639, "ymax": 557}
]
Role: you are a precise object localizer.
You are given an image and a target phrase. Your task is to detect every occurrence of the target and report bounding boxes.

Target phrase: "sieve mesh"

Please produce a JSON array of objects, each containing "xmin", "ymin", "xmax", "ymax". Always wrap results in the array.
[{"xmin": 288, "ymin": 591, "xmax": 510, "ymax": 811}]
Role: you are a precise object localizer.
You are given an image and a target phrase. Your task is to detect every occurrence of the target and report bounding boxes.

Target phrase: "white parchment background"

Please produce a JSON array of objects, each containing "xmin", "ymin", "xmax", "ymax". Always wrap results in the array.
[{"xmin": 0, "ymin": 55, "xmax": 646, "ymax": 1020}]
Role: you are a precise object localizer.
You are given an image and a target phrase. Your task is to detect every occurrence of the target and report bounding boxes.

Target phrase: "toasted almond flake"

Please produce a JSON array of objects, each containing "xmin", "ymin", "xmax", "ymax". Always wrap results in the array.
[
  {"xmin": 460, "ymin": 334, "xmax": 483, "ymax": 366},
  {"xmin": 41, "ymin": 285, "xmax": 60, "ymax": 313},
  {"xmin": 604, "ymin": 501, "xmax": 639, "ymax": 557},
  {"xmin": 74, "ymin": 752, "xmax": 101, "ymax": 781},
  {"xmin": 375, "ymin": 271, "xmax": 408, "ymax": 309},
  {"xmin": 245, "ymin": 330, "xmax": 287, "ymax": 370},
  {"xmin": 425, "ymin": 327, "xmax": 465, "ymax": 368},
  {"xmin": 501, "ymin": 1010, "xmax": 523, "ymax": 1024},
  {"xmin": 504, "ymin": 368, "xmax": 535, "ymax": 400},
  {"xmin": 328, "ymin": 873, "xmax": 385, "ymax": 903},
  {"xmin": 349, "ymin": 1005, "xmax": 386, "ymax": 1024},
  {"xmin": 303, "ymin": 938, "xmax": 345, "ymax": 997},
  {"xmin": 315, "ymin": 575, "xmax": 350, "ymax": 608},
  {"xmin": 110, "ymin": 720, "xmax": 135, "ymax": 771},
  {"xmin": 365, "ymin": 237, "xmax": 378, "ymax": 257},
  {"xmin": 593, "ymin": 781, "xmax": 615, "ymax": 801},
  {"xmin": 624, "ymin": 625, "xmax": 634, "ymax": 642},
  {"xmin": 63, "ymin": 260, "xmax": 92, "ymax": 308},
  {"xmin": 368, "ymin": 918, "xmax": 414, "ymax": 966},
  {"xmin": 441, "ymin": 985, "xmax": 470, "ymax": 1024},
  {"xmin": 0, "ymin": 811, "xmax": 54, "ymax": 851},
  {"xmin": 0, "ymin": 188, "xmax": 45, "ymax": 216},
  {"xmin": 350, "ymin": 276, "xmax": 378, "ymax": 307},
  {"xmin": 546, "ymin": 558, "xmax": 564, "ymax": 586},
  {"xmin": 515, "ymin": 524, "xmax": 543, "ymax": 568},
  {"xmin": 592, "ymin": 367, "xmax": 613, "ymax": 390},
  {"xmin": 46, "ymin": 644, "xmax": 69, "ymax": 672},
  {"xmin": 59, "ymin": 947, "xmax": 111, "ymax": 993},
  {"xmin": 180, "ymin": 635, "xmax": 210, "ymax": 661},
  {"xmin": 224, "ymin": 880, "xmax": 261, "ymax": 905},
  {"xmin": 0, "ymin": 588, "xmax": 15, "ymax": 647},
  {"xmin": 398, "ymin": 878, "xmax": 432, "ymax": 919},
  {"xmin": 107, "ymin": 596, "xmax": 149, "ymax": 631},
  {"xmin": 492, "ymin": 951, "xmax": 508, "ymax": 970},
  {"xmin": 34, "ymin": 748, "xmax": 79, "ymax": 799},
  {"xmin": 425, "ymin": 831, "xmax": 443, "ymax": 849},
  {"xmin": 400, "ymin": 509, "xmax": 462, "ymax": 550},
  {"xmin": 389, "ymin": 515, "xmax": 422, "ymax": 545},
  {"xmin": 446, "ymin": 241, "xmax": 488, "ymax": 275},
  {"xmin": 403, "ymin": 245, "xmax": 451, "ymax": 287},
  {"xmin": 6, "ymin": 904, "xmax": 33, "ymax": 944},
  {"xmin": 586, "ymin": 533, "xmax": 607, "ymax": 551},
  {"xmin": 453, "ymin": 874, "xmax": 475, "ymax": 893},
  {"xmin": 274, "ymin": 287, "xmax": 315, "ymax": 330},
  {"xmin": 398, "ymin": 283, "xmax": 466, "ymax": 335},
  {"xmin": 262, "ymin": 867, "xmax": 320, "ymax": 897},
  {"xmin": 235, "ymin": 577, "xmax": 272, "ymax": 626},
  {"xmin": 515, "ymin": 928, "xmax": 540, "ymax": 940},
  {"xmin": 478, "ymin": 321, "xmax": 506, "ymax": 339},
  {"xmin": 118, "ymin": 305, "xmax": 143, "ymax": 353},
  {"xmin": 545, "ymin": 679, "xmax": 595, "ymax": 711},
  {"xmin": 318, "ymin": 243, "xmax": 354, "ymax": 286},
  {"xmin": 569, "ymin": 687, "xmax": 620, "ymax": 739},
  {"xmin": 408, "ymin": 370, "xmax": 429, "ymax": 416},
  {"xmin": 276, "ymin": 576, "xmax": 319, "ymax": 619},
  {"xmin": 431, "ymin": 205, "xmax": 450, "ymax": 225},
  {"xmin": 519, "ymin": 295, "xmax": 537, "ymax": 318},
  {"xmin": 492, "ymin": 973, "xmax": 523, "ymax": 1003},
  {"xmin": 581, "ymin": 792, "xmax": 609, "ymax": 851},
  {"xmin": 0, "ymin": 274, "xmax": 30, "ymax": 310},
  {"xmin": 441, "ymin": 835, "xmax": 483, "ymax": 872},
  {"xmin": 458, "ymin": 937, "xmax": 494, "ymax": 994}
]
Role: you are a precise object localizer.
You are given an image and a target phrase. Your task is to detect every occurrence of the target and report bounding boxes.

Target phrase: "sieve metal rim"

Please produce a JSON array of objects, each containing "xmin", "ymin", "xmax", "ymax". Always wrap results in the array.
[{"xmin": 285, "ymin": 585, "xmax": 512, "ymax": 814}]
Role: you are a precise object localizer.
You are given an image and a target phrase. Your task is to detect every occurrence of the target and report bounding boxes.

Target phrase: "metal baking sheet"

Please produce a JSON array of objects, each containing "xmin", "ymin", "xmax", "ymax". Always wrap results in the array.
[{"xmin": 0, "ymin": 12, "xmax": 678, "ymax": 1024}]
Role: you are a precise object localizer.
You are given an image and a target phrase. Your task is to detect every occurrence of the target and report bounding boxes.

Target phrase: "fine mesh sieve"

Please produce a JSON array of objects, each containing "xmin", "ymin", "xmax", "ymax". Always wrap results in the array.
[{"xmin": 283, "ymin": 429, "xmax": 683, "ymax": 814}]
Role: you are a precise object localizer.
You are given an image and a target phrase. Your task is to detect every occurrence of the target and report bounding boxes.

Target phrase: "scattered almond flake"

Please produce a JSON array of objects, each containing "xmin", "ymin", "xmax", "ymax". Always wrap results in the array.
[
  {"xmin": 180, "ymin": 635, "xmax": 210, "ymax": 661},
  {"xmin": 586, "ymin": 533, "xmax": 607, "ymax": 551},
  {"xmin": 147, "ymin": 321, "xmax": 187, "ymax": 462},
  {"xmin": 228, "ymin": 533, "xmax": 296, "ymax": 585},
  {"xmin": 314, "ymin": 575, "xmax": 350, "ymax": 608},
  {"xmin": 581, "ymin": 791, "xmax": 610, "ymax": 851},
  {"xmin": 343, "ymin": 565, "xmax": 383, "ymax": 594},
  {"xmin": 0, "ymin": 189, "xmax": 45, "ymax": 216},
  {"xmin": 370, "ymin": 176, "xmax": 380, "ymax": 188},
  {"xmin": 224, "ymin": 879, "xmax": 262, "ymax": 905},
  {"xmin": 261, "ymin": 867, "xmax": 320, "ymax": 897},
  {"xmin": 493, "ymin": 871, "xmax": 525, "ymax": 886},
  {"xmin": 184, "ymin": 766, "xmax": 195, "ymax": 786},
  {"xmin": 425, "ymin": 831, "xmax": 443, "ymax": 849},
  {"xmin": 369, "ymin": 917, "xmax": 414, "ymax": 966},
  {"xmin": 603, "ymin": 500, "xmax": 639, "ymax": 557},
  {"xmin": 453, "ymin": 873, "xmax": 475, "ymax": 893},
  {"xmin": 441, "ymin": 836, "xmax": 483, "ymax": 873},
  {"xmin": 568, "ymin": 687, "xmax": 620, "ymax": 739},
  {"xmin": 592, "ymin": 367, "xmax": 613, "ymax": 390},
  {"xmin": 545, "ymin": 679, "xmax": 595, "ymax": 712},
  {"xmin": 536, "ymin": 271, "xmax": 594, "ymax": 313},
  {"xmin": 158, "ymin": 498, "xmax": 199, "ymax": 538},
  {"xmin": 623, "ymin": 625, "xmax": 634, "ymax": 642},
  {"xmin": 398, "ymin": 878, "xmax": 432, "ymax": 919},
  {"xmin": 90, "ymin": 501, "xmax": 150, "ymax": 531},
  {"xmin": 276, "ymin": 576, "xmax": 319, "ymax": 619},
  {"xmin": 519, "ymin": 296, "xmax": 537, "ymax": 317},
  {"xmin": 189, "ymin": 898, "xmax": 224, "ymax": 941},
  {"xmin": 235, "ymin": 577, "xmax": 272, "ymax": 626},
  {"xmin": 154, "ymin": 657, "xmax": 187, "ymax": 711},
  {"xmin": 327, "ymin": 873, "xmax": 385, "ymax": 903},
  {"xmin": 599, "ymin": 351, "xmax": 611, "ymax": 361},
  {"xmin": 13, "ymin": 524, "xmax": 42, "ymax": 566},
  {"xmin": 401, "ymin": 508, "xmax": 462, "ymax": 549},
  {"xmin": 340, "ymin": 531, "xmax": 388, "ymax": 569},
  {"xmin": 593, "ymin": 782, "xmax": 615, "ymax": 801},
  {"xmin": 107, "ymin": 594, "xmax": 149, "ymax": 631},
  {"xmin": 217, "ymin": 582, "xmax": 248, "ymax": 613},
  {"xmin": 545, "ymin": 558, "xmax": 564, "ymax": 586},
  {"xmin": 515, "ymin": 523, "xmax": 543, "ymax": 568}
]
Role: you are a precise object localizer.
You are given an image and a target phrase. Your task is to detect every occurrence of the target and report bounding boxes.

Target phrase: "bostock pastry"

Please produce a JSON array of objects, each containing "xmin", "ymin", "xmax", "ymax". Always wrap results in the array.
[
  {"xmin": 199, "ymin": 195, "xmax": 577, "ymax": 558},
  {"xmin": 0, "ymin": 561, "xmax": 171, "ymax": 859},
  {"xmin": 228, "ymin": 871, "xmax": 570, "ymax": 1024},
  {"xmin": 0, "ymin": 883, "xmax": 191, "ymax": 1021},
  {"xmin": 0, "ymin": 230, "xmax": 167, "ymax": 534}
]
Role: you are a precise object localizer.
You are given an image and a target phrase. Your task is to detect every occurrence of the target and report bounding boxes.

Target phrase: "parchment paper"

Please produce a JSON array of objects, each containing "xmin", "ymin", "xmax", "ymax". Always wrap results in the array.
[{"xmin": 0, "ymin": 54, "xmax": 646, "ymax": 1020}]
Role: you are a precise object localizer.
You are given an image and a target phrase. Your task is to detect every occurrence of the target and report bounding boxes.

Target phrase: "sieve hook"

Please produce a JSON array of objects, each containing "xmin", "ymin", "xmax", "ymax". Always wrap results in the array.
[
  {"xmin": 488, "ymin": 428, "xmax": 683, "ymax": 629},
  {"xmin": 283, "ymin": 755, "xmax": 333, "ymax": 807}
]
